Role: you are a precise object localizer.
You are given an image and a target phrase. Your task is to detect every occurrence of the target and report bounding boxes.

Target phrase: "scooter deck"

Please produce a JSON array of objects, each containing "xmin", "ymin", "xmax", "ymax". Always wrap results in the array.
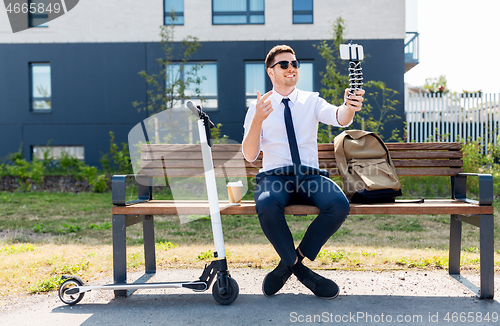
[{"xmin": 66, "ymin": 281, "xmax": 208, "ymax": 295}]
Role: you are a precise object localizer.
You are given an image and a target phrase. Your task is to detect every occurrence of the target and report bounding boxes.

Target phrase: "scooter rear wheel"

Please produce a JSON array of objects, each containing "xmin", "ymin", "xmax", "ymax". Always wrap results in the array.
[
  {"xmin": 58, "ymin": 277, "xmax": 85, "ymax": 305},
  {"xmin": 212, "ymin": 276, "xmax": 239, "ymax": 305}
]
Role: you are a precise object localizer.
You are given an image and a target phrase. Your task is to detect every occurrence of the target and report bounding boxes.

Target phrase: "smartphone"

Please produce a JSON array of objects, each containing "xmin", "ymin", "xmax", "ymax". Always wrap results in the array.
[{"xmin": 339, "ymin": 44, "xmax": 364, "ymax": 61}]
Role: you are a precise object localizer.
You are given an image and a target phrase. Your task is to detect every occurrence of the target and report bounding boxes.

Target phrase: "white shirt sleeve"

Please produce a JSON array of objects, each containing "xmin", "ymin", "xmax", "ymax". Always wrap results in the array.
[
  {"xmin": 315, "ymin": 95, "xmax": 353, "ymax": 127},
  {"xmin": 242, "ymin": 101, "xmax": 261, "ymax": 162}
]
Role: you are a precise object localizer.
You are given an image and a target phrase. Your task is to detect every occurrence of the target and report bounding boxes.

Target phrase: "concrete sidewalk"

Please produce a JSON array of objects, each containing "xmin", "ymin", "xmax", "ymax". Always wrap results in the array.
[{"xmin": 1, "ymin": 268, "xmax": 499, "ymax": 325}]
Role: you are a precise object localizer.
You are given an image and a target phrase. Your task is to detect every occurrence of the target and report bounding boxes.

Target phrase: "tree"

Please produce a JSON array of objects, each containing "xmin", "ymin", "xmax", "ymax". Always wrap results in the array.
[
  {"xmin": 314, "ymin": 17, "xmax": 349, "ymax": 142},
  {"xmin": 423, "ymin": 75, "xmax": 448, "ymax": 94},
  {"xmin": 132, "ymin": 11, "xmax": 204, "ymax": 145},
  {"xmin": 132, "ymin": 11, "xmax": 203, "ymax": 115},
  {"xmin": 315, "ymin": 16, "xmax": 401, "ymax": 141},
  {"xmin": 314, "ymin": 17, "xmax": 349, "ymax": 106},
  {"xmin": 360, "ymin": 81, "xmax": 401, "ymax": 141}
]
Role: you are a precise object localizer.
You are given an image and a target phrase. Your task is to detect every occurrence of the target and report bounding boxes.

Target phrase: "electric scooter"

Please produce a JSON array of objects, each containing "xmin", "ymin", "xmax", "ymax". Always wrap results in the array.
[{"xmin": 57, "ymin": 102, "xmax": 239, "ymax": 306}]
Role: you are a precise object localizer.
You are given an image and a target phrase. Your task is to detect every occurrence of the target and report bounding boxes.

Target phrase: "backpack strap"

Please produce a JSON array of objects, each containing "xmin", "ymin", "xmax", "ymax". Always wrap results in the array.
[
  {"xmin": 395, "ymin": 198, "xmax": 425, "ymax": 204},
  {"xmin": 333, "ymin": 130, "xmax": 349, "ymax": 177}
]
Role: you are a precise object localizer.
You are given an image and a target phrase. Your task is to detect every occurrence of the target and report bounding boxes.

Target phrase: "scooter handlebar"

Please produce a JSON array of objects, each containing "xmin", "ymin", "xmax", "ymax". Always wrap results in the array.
[
  {"xmin": 186, "ymin": 101, "xmax": 200, "ymax": 118},
  {"xmin": 186, "ymin": 101, "xmax": 215, "ymax": 129}
]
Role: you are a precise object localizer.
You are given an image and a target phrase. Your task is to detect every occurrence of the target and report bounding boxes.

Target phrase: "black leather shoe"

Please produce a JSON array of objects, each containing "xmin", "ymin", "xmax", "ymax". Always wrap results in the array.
[
  {"xmin": 292, "ymin": 263, "xmax": 339, "ymax": 299},
  {"xmin": 262, "ymin": 260, "xmax": 292, "ymax": 297}
]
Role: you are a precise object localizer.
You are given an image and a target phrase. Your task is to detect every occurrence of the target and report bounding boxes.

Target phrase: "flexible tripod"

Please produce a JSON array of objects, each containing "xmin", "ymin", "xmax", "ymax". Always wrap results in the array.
[{"xmin": 339, "ymin": 43, "xmax": 364, "ymax": 95}]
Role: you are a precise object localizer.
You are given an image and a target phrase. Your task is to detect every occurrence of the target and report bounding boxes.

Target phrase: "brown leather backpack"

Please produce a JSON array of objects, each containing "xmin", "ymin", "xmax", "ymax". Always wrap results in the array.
[{"xmin": 334, "ymin": 130, "xmax": 402, "ymax": 203}]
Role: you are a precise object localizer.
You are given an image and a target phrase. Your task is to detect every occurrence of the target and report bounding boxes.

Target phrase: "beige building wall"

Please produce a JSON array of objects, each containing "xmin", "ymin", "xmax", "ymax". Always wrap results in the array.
[{"xmin": 0, "ymin": 0, "xmax": 405, "ymax": 43}]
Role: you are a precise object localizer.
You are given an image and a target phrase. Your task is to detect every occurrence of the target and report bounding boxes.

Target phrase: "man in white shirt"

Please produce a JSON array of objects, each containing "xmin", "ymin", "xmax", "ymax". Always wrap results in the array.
[{"xmin": 242, "ymin": 45, "xmax": 364, "ymax": 299}]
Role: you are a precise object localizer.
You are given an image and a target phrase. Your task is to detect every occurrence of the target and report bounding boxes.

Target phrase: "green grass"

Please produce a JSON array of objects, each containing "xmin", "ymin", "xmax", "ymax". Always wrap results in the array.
[
  {"xmin": 0, "ymin": 178, "xmax": 499, "ymax": 297},
  {"xmin": 399, "ymin": 176, "xmax": 451, "ymax": 199},
  {"xmin": 0, "ymin": 187, "xmax": 499, "ymax": 250},
  {"xmin": 377, "ymin": 218, "xmax": 425, "ymax": 232},
  {"xmin": 197, "ymin": 249, "xmax": 214, "ymax": 260},
  {"xmin": 29, "ymin": 275, "xmax": 64, "ymax": 293},
  {"xmin": 0, "ymin": 244, "xmax": 36, "ymax": 255}
]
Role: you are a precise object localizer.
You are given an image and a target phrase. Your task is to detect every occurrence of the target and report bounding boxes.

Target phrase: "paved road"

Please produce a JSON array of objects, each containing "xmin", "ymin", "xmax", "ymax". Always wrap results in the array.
[{"xmin": 1, "ymin": 268, "xmax": 499, "ymax": 325}]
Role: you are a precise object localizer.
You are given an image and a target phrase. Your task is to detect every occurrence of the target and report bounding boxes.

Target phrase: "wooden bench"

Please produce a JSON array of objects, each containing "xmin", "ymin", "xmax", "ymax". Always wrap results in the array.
[{"xmin": 111, "ymin": 142, "xmax": 495, "ymax": 299}]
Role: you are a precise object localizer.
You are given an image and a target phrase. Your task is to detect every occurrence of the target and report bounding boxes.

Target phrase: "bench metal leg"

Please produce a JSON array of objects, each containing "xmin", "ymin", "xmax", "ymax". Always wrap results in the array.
[
  {"xmin": 479, "ymin": 214, "xmax": 494, "ymax": 299},
  {"xmin": 449, "ymin": 214, "xmax": 462, "ymax": 275},
  {"xmin": 112, "ymin": 214, "xmax": 128, "ymax": 297},
  {"xmin": 112, "ymin": 214, "xmax": 157, "ymax": 298},
  {"xmin": 143, "ymin": 215, "xmax": 156, "ymax": 274},
  {"xmin": 449, "ymin": 214, "xmax": 495, "ymax": 299}
]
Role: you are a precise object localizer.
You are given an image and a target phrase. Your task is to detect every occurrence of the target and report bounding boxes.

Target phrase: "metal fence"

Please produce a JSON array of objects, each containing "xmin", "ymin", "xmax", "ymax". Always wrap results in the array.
[{"xmin": 406, "ymin": 92, "xmax": 500, "ymax": 153}]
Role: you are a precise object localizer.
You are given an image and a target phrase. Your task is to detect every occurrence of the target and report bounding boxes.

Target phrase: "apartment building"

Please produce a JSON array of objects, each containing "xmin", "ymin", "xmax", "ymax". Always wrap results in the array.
[{"xmin": 0, "ymin": 0, "xmax": 408, "ymax": 166}]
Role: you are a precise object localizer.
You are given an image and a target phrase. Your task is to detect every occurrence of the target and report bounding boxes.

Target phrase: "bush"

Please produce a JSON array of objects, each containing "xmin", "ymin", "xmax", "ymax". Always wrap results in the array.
[
  {"xmin": 80, "ymin": 165, "xmax": 109, "ymax": 193},
  {"xmin": 100, "ymin": 131, "xmax": 132, "ymax": 175},
  {"xmin": 6, "ymin": 153, "xmax": 45, "ymax": 191},
  {"xmin": 59, "ymin": 151, "xmax": 84, "ymax": 176},
  {"xmin": 29, "ymin": 275, "xmax": 63, "ymax": 293},
  {"xmin": 211, "ymin": 123, "xmax": 229, "ymax": 144},
  {"xmin": 2, "ymin": 147, "xmax": 109, "ymax": 193},
  {"xmin": 461, "ymin": 139, "xmax": 500, "ymax": 196}
]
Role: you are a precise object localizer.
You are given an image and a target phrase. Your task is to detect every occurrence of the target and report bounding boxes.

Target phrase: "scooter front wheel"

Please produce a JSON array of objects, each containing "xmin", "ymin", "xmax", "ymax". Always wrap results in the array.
[
  {"xmin": 212, "ymin": 276, "xmax": 239, "ymax": 305},
  {"xmin": 58, "ymin": 277, "xmax": 85, "ymax": 305}
]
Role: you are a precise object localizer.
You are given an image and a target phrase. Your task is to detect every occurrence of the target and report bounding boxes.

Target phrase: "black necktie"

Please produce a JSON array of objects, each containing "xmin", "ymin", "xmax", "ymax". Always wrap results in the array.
[{"xmin": 282, "ymin": 98, "xmax": 302, "ymax": 175}]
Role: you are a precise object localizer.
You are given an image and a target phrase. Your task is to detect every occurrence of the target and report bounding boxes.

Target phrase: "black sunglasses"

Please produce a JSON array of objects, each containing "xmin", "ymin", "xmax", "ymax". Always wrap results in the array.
[{"xmin": 270, "ymin": 60, "xmax": 301, "ymax": 70}]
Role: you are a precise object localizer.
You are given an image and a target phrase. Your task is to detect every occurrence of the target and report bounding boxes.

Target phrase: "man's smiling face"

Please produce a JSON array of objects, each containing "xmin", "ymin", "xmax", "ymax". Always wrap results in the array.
[{"xmin": 268, "ymin": 52, "xmax": 300, "ymax": 90}]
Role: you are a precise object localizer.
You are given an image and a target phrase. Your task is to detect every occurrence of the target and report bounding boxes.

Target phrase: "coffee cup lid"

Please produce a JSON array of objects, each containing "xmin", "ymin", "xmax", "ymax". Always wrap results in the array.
[{"xmin": 227, "ymin": 180, "xmax": 243, "ymax": 187}]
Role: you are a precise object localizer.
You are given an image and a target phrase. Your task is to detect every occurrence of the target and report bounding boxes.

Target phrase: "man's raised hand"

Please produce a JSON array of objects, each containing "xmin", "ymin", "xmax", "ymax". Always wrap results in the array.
[
  {"xmin": 344, "ymin": 88, "xmax": 364, "ymax": 112},
  {"xmin": 254, "ymin": 91, "xmax": 273, "ymax": 123}
]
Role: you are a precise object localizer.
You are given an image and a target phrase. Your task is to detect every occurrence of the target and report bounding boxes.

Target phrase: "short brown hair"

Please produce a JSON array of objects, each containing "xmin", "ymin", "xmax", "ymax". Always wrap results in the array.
[{"xmin": 265, "ymin": 45, "xmax": 295, "ymax": 69}]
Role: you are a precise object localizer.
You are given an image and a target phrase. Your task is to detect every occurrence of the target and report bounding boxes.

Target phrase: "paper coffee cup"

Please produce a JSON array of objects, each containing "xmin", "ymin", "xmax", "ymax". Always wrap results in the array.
[{"xmin": 227, "ymin": 181, "xmax": 243, "ymax": 206}]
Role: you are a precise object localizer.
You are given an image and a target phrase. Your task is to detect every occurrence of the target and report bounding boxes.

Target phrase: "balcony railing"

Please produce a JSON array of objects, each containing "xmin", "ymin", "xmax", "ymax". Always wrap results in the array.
[{"xmin": 404, "ymin": 31, "xmax": 419, "ymax": 72}]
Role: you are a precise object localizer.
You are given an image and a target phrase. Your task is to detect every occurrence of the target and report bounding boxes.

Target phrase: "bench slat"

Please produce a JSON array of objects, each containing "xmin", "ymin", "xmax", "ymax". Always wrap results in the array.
[
  {"xmin": 277, "ymin": 142, "xmax": 462, "ymax": 151},
  {"xmin": 140, "ymin": 168, "xmax": 252, "ymax": 177},
  {"xmin": 142, "ymin": 152, "xmax": 234, "ymax": 160},
  {"xmin": 139, "ymin": 167, "xmax": 464, "ymax": 178},
  {"xmin": 392, "ymin": 159, "xmax": 463, "ymax": 167},
  {"xmin": 141, "ymin": 160, "xmax": 249, "ymax": 169},
  {"xmin": 141, "ymin": 144, "xmax": 242, "ymax": 152},
  {"xmin": 142, "ymin": 152, "xmax": 462, "ymax": 163},
  {"xmin": 112, "ymin": 199, "xmax": 493, "ymax": 216},
  {"xmin": 142, "ymin": 143, "xmax": 464, "ymax": 152},
  {"xmin": 390, "ymin": 151, "xmax": 462, "ymax": 159},
  {"xmin": 385, "ymin": 142, "xmax": 462, "ymax": 150},
  {"xmin": 142, "ymin": 142, "xmax": 462, "ymax": 152},
  {"xmin": 141, "ymin": 159, "xmax": 463, "ymax": 170},
  {"xmin": 314, "ymin": 151, "xmax": 462, "ymax": 159},
  {"xmin": 142, "ymin": 150, "xmax": 462, "ymax": 161},
  {"xmin": 139, "ymin": 142, "xmax": 464, "ymax": 178},
  {"xmin": 393, "ymin": 168, "xmax": 464, "ymax": 176},
  {"xmin": 325, "ymin": 168, "xmax": 463, "ymax": 177}
]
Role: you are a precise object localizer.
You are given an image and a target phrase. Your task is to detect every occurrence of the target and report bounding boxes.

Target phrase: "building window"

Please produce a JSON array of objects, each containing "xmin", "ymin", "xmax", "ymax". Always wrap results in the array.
[
  {"xmin": 30, "ymin": 63, "xmax": 51, "ymax": 111},
  {"xmin": 293, "ymin": 0, "xmax": 313, "ymax": 24},
  {"xmin": 32, "ymin": 146, "xmax": 85, "ymax": 161},
  {"xmin": 245, "ymin": 62, "xmax": 265, "ymax": 108},
  {"xmin": 169, "ymin": 62, "xmax": 218, "ymax": 110},
  {"xmin": 29, "ymin": 0, "xmax": 49, "ymax": 27},
  {"xmin": 164, "ymin": 0, "xmax": 184, "ymax": 25},
  {"xmin": 212, "ymin": 0, "xmax": 264, "ymax": 25},
  {"xmin": 296, "ymin": 62, "xmax": 313, "ymax": 92}
]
